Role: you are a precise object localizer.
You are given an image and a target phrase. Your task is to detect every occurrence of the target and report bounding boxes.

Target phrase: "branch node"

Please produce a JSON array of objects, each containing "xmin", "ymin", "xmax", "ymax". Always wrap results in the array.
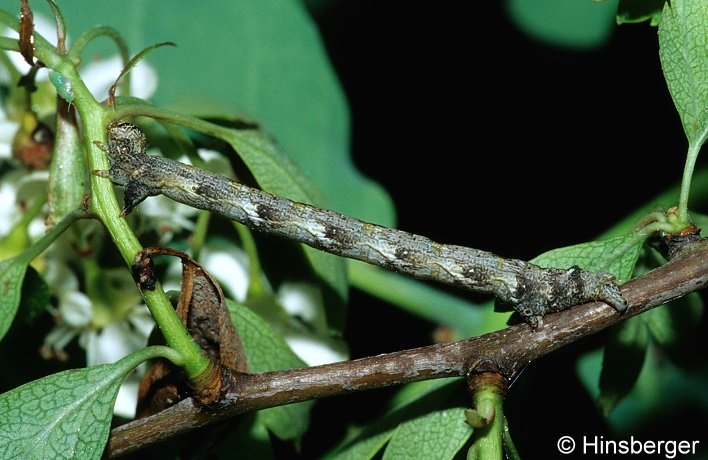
[
  {"xmin": 467, "ymin": 369, "xmax": 508, "ymax": 399},
  {"xmin": 188, "ymin": 359, "xmax": 223, "ymax": 405},
  {"xmin": 465, "ymin": 371, "xmax": 508, "ymax": 428}
]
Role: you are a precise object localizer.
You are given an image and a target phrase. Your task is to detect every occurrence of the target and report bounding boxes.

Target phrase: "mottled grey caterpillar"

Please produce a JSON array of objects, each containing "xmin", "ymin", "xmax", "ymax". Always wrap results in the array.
[{"xmin": 94, "ymin": 122, "xmax": 627, "ymax": 329}]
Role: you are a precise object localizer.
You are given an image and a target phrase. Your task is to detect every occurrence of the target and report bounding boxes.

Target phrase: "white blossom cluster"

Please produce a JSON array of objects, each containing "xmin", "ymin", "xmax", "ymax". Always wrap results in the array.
[{"xmin": 0, "ymin": 16, "xmax": 347, "ymax": 419}]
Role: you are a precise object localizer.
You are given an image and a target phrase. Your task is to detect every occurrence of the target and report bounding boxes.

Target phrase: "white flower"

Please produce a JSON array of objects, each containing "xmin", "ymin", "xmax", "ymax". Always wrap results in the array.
[
  {"xmin": 133, "ymin": 192, "xmax": 198, "ymax": 242},
  {"xmin": 162, "ymin": 239, "xmax": 255, "ymax": 302},
  {"xmin": 80, "ymin": 308, "xmax": 155, "ymax": 418},
  {"xmin": 3, "ymin": 14, "xmax": 158, "ymax": 103},
  {"xmin": 125, "ymin": 149, "xmax": 236, "ymax": 242},
  {"xmin": 0, "ymin": 169, "xmax": 42, "ymax": 238},
  {"xmin": 277, "ymin": 281, "xmax": 349, "ymax": 366},
  {"xmin": 128, "ymin": 150, "xmax": 215, "ymax": 242},
  {"xmin": 0, "ymin": 117, "xmax": 17, "ymax": 160},
  {"xmin": 1, "ymin": 13, "xmax": 161, "ymax": 419},
  {"xmin": 79, "ymin": 55, "xmax": 158, "ymax": 101},
  {"xmin": 2, "ymin": 14, "xmax": 58, "ymax": 77},
  {"xmin": 40, "ymin": 261, "xmax": 155, "ymax": 419}
]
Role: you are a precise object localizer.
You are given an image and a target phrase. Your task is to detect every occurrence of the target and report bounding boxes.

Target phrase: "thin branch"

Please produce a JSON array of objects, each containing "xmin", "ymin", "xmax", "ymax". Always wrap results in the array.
[{"xmin": 107, "ymin": 239, "xmax": 708, "ymax": 457}]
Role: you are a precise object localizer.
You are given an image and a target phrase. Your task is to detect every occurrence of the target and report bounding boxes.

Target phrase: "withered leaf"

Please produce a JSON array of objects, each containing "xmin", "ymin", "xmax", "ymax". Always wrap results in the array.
[
  {"xmin": 19, "ymin": 0, "xmax": 35, "ymax": 66},
  {"xmin": 134, "ymin": 248, "xmax": 248, "ymax": 418}
]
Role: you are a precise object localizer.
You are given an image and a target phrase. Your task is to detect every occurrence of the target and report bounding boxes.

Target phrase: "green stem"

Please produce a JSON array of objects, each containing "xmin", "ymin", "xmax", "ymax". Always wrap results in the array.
[
  {"xmin": 45, "ymin": 0, "xmax": 67, "ymax": 53},
  {"xmin": 17, "ymin": 194, "xmax": 47, "ymax": 233},
  {"xmin": 234, "ymin": 222, "xmax": 269, "ymax": 298},
  {"xmin": 114, "ymin": 102, "xmax": 238, "ymax": 140},
  {"xmin": 677, "ymin": 142, "xmax": 701, "ymax": 223},
  {"xmin": 0, "ymin": 46, "xmax": 20, "ymax": 83},
  {"xmin": 0, "ymin": 9, "xmax": 19, "ymax": 31},
  {"xmin": 124, "ymin": 345, "xmax": 189, "ymax": 369},
  {"xmin": 191, "ymin": 210, "xmax": 211, "ymax": 260},
  {"xmin": 501, "ymin": 416, "xmax": 520, "ymax": 460},
  {"xmin": 599, "ymin": 168, "xmax": 708, "ymax": 238},
  {"xmin": 469, "ymin": 390, "xmax": 505, "ymax": 460},
  {"xmin": 30, "ymin": 38, "xmax": 211, "ymax": 379},
  {"xmin": 68, "ymin": 26, "xmax": 129, "ymax": 63},
  {"xmin": 0, "ymin": 37, "xmax": 19, "ymax": 52},
  {"xmin": 68, "ymin": 26, "xmax": 131, "ymax": 98},
  {"xmin": 348, "ymin": 260, "xmax": 493, "ymax": 335},
  {"xmin": 466, "ymin": 374, "xmax": 509, "ymax": 460},
  {"xmin": 11, "ymin": 208, "xmax": 87, "ymax": 266}
]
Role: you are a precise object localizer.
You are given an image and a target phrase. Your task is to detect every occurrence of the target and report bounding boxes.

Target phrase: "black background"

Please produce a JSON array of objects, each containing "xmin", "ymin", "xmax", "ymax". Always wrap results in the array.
[
  {"xmin": 315, "ymin": 1, "xmax": 683, "ymax": 260},
  {"xmin": 289, "ymin": 2, "xmax": 707, "ymax": 459},
  {"xmin": 313, "ymin": 3, "xmax": 685, "ymax": 354},
  {"xmin": 3, "ymin": 2, "xmax": 702, "ymax": 458}
]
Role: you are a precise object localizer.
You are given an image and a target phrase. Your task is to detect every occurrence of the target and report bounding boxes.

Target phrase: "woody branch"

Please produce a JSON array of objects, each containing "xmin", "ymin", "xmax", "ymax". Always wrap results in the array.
[{"xmin": 107, "ymin": 238, "xmax": 708, "ymax": 457}]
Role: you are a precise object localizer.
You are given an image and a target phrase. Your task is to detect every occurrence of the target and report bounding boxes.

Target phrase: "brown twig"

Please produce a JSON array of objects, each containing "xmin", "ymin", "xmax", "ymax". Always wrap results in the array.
[{"xmin": 106, "ymin": 239, "xmax": 708, "ymax": 457}]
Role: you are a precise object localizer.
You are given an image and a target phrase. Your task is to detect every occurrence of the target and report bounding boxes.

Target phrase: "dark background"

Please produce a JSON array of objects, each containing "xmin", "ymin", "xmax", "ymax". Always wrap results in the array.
[
  {"xmin": 4, "ymin": 2, "xmax": 702, "ymax": 458},
  {"xmin": 314, "ymin": 1, "xmax": 683, "ymax": 259},
  {"xmin": 313, "ymin": 3, "xmax": 685, "ymax": 351},
  {"xmin": 293, "ymin": 2, "xmax": 707, "ymax": 459}
]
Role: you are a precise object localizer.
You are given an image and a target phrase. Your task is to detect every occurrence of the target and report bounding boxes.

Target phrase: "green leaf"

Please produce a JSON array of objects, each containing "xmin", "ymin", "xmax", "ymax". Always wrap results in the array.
[
  {"xmin": 15, "ymin": 265, "xmax": 50, "ymax": 325},
  {"xmin": 47, "ymin": 101, "xmax": 86, "ymax": 226},
  {"xmin": 596, "ymin": 168, "xmax": 708, "ymax": 239},
  {"xmin": 29, "ymin": 0, "xmax": 395, "ymax": 227},
  {"xmin": 530, "ymin": 233, "xmax": 644, "ymax": 283},
  {"xmin": 659, "ymin": 0, "xmax": 708, "ymax": 148},
  {"xmin": 590, "ymin": 243, "xmax": 693, "ymax": 415},
  {"xmin": 127, "ymin": 105, "xmax": 352, "ymax": 325},
  {"xmin": 0, "ymin": 348, "xmax": 164, "ymax": 460},
  {"xmin": 347, "ymin": 261, "xmax": 506, "ymax": 339},
  {"xmin": 127, "ymin": 104, "xmax": 351, "ymax": 319},
  {"xmin": 0, "ymin": 207, "xmax": 87, "ymax": 341},
  {"xmin": 324, "ymin": 379, "xmax": 465, "ymax": 460},
  {"xmin": 505, "ymin": 0, "xmax": 618, "ymax": 49},
  {"xmin": 645, "ymin": 292, "xmax": 704, "ymax": 366},
  {"xmin": 0, "ymin": 256, "xmax": 29, "ymax": 342},
  {"xmin": 617, "ymin": 0, "xmax": 664, "ymax": 25},
  {"xmin": 223, "ymin": 128, "xmax": 348, "ymax": 302},
  {"xmin": 206, "ymin": 412, "xmax": 275, "ymax": 460},
  {"xmin": 597, "ymin": 317, "xmax": 649, "ymax": 416},
  {"xmin": 232, "ymin": 299, "xmax": 305, "ymax": 372},
  {"xmin": 578, "ymin": 341, "xmax": 708, "ymax": 437},
  {"xmin": 228, "ymin": 300, "xmax": 314, "ymax": 443},
  {"xmin": 690, "ymin": 210, "xmax": 708, "ymax": 232},
  {"xmin": 382, "ymin": 407, "xmax": 471, "ymax": 460}
]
